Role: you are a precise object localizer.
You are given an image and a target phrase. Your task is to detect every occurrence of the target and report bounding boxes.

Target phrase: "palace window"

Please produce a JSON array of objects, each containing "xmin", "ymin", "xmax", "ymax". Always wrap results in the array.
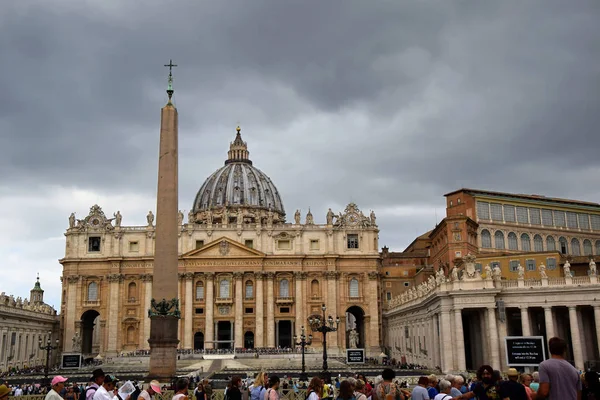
[
  {"xmin": 195, "ymin": 282, "xmax": 204, "ymax": 300},
  {"xmin": 88, "ymin": 237, "xmax": 101, "ymax": 252},
  {"xmin": 542, "ymin": 209, "xmax": 553, "ymax": 226},
  {"xmin": 386, "ymin": 292, "xmax": 392, "ymax": 301},
  {"xmin": 87, "ymin": 282, "xmax": 98, "ymax": 301},
  {"xmin": 128, "ymin": 241, "xmax": 139, "ymax": 252},
  {"xmin": 596, "ymin": 240, "xmax": 600, "ymax": 255},
  {"xmin": 347, "ymin": 234, "xmax": 359, "ymax": 249},
  {"xmin": 504, "ymin": 205, "xmax": 516, "ymax": 222},
  {"xmin": 583, "ymin": 239, "xmax": 593, "ymax": 256},
  {"xmin": 567, "ymin": 212, "xmax": 578, "ymax": 229},
  {"xmin": 244, "ymin": 239, "xmax": 254, "ymax": 249},
  {"xmin": 245, "ymin": 280, "xmax": 253, "ymax": 299},
  {"xmin": 516, "ymin": 207, "xmax": 529, "ymax": 224},
  {"xmin": 349, "ymin": 278, "xmax": 359, "ymax": 298},
  {"xmin": 546, "ymin": 236, "xmax": 556, "ymax": 251},
  {"xmin": 481, "ymin": 230, "xmax": 492, "ymax": 248},
  {"xmin": 579, "ymin": 214, "xmax": 590, "ymax": 230},
  {"xmin": 554, "ymin": 211, "xmax": 566, "ymax": 227},
  {"xmin": 477, "ymin": 202, "xmax": 490, "ymax": 220},
  {"xmin": 529, "ymin": 208, "xmax": 541, "ymax": 225},
  {"xmin": 127, "ymin": 282, "xmax": 137, "ymax": 301},
  {"xmin": 521, "ymin": 233, "xmax": 531, "ymax": 252},
  {"xmin": 404, "ymin": 282, "xmax": 410, "ymax": 287},
  {"xmin": 277, "ymin": 240, "xmax": 291, "ymax": 250},
  {"xmin": 490, "ymin": 203, "xmax": 503, "ymax": 221},
  {"xmin": 219, "ymin": 279, "xmax": 230, "ymax": 298},
  {"xmin": 571, "ymin": 238, "xmax": 581, "ymax": 256},
  {"xmin": 475, "ymin": 263, "xmax": 483, "ymax": 273},
  {"xmin": 534, "ymin": 235, "xmax": 543, "ymax": 252},
  {"xmin": 591, "ymin": 215, "xmax": 600, "ymax": 231},
  {"xmin": 311, "ymin": 280, "xmax": 319, "ymax": 297},
  {"xmin": 279, "ymin": 279, "xmax": 289, "ymax": 297},
  {"xmin": 508, "ymin": 232, "xmax": 518, "ymax": 250},
  {"xmin": 526, "ymin": 259, "xmax": 536, "ymax": 271},
  {"xmin": 310, "ymin": 239, "xmax": 319, "ymax": 251},
  {"xmin": 546, "ymin": 258, "xmax": 556, "ymax": 270},
  {"xmin": 195, "ymin": 240, "xmax": 204, "ymax": 249},
  {"xmin": 509, "ymin": 260, "xmax": 519, "ymax": 272},
  {"xmin": 494, "ymin": 231, "xmax": 505, "ymax": 249},
  {"xmin": 559, "ymin": 237, "xmax": 568, "ymax": 254},
  {"xmin": 127, "ymin": 326, "xmax": 136, "ymax": 344}
]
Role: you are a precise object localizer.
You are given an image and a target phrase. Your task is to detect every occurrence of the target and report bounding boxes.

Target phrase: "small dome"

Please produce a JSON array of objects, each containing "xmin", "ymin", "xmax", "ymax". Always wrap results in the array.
[{"xmin": 192, "ymin": 128, "xmax": 285, "ymax": 222}]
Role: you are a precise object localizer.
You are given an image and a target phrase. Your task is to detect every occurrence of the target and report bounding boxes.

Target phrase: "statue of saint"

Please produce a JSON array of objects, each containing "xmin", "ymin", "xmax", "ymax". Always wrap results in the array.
[
  {"xmin": 294, "ymin": 209, "xmax": 301, "ymax": 225},
  {"xmin": 563, "ymin": 260, "xmax": 571, "ymax": 277},
  {"xmin": 451, "ymin": 266, "xmax": 459, "ymax": 281},
  {"xmin": 348, "ymin": 329, "xmax": 359, "ymax": 349},
  {"xmin": 237, "ymin": 208, "xmax": 244, "ymax": 224},
  {"xmin": 222, "ymin": 207, "xmax": 228, "ymax": 225},
  {"xmin": 326, "ymin": 208, "xmax": 334, "ymax": 225},
  {"xmin": 484, "ymin": 264, "xmax": 492, "ymax": 280},
  {"xmin": 207, "ymin": 210, "xmax": 213, "ymax": 224},
  {"xmin": 267, "ymin": 209, "xmax": 274, "ymax": 226},
  {"xmin": 188, "ymin": 210, "xmax": 196, "ymax": 224},
  {"xmin": 539, "ymin": 264, "xmax": 548, "ymax": 279},
  {"xmin": 517, "ymin": 263, "xmax": 525, "ymax": 279},
  {"xmin": 114, "ymin": 211, "xmax": 122, "ymax": 227},
  {"xmin": 68, "ymin": 213, "xmax": 76, "ymax": 228},
  {"xmin": 147, "ymin": 211, "xmax": 154, "ymax": 226},
  {"xmin": 178, "ymin": 210, "xmax": 184, "ymax": 226},
  {"xmin": 370, "ymin": 210, "xmax": 376, "ymax": 226},
  {"xmin": 72, "ymin": 332, "xmax": 82, "ymax": 352},
  {"xmin": 306, "ymin": 209, "xmax": 314, "ymax": 225},
  {"xmin": 590, "ymin": 259, "xmax": 597, "ymax": 276},
  {"xmin": 492, "ymin": 265, "xmax": 502, "ymax": 281}
]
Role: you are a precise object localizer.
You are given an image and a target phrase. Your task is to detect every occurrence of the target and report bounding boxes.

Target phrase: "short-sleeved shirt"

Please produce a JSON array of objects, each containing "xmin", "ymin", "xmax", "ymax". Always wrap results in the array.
[
  {"xmin": 472, "ymin": 383, "xmax": 500, "ymax": 400},
  {"xmin": 538, "ymin": 358, "xmax": 582, "ymax": 400},
  {"xmin": 410, "ymin": 386, "xmax": 429, "ymax": 400},
  {"xmin": 450, "ymin": 388, "xmax": 462, "ymax": 398},
  {"xmin": 499, "ymin": 380, "xmax": 528, "ymax": 400}
]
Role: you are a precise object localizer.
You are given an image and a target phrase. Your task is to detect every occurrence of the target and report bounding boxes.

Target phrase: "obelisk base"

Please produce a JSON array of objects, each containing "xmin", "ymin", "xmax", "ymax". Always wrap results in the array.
[{"xmin": 146, "ymin": 316, "xmax": 180, "ymax": 380}]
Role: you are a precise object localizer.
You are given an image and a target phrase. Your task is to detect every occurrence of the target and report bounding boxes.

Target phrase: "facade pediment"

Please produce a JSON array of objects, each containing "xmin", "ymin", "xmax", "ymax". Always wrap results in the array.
[{"xmin": 182, "ymin": 237, "xmax": 265, "ymax": 258}]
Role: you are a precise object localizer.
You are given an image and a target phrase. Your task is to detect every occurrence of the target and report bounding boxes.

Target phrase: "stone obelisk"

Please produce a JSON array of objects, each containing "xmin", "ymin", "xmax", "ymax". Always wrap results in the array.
[{"xmin": 147, "ymin": 60, "xmax": 180, "ymax": 380}]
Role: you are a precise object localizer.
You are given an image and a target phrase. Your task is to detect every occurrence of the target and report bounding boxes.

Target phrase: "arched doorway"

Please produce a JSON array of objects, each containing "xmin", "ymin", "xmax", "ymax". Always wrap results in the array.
[
  {"xmin": 345, "ymin": 306, "xmax": 365, "ymax": 349},
  {"xmin": 194, "ymin": 332, "xmax": 204, "ymax": 350},
  {"xmin": 244, "ymin": 332, "xmax": 254, "ymax": 349},
  {"xmin": 81, "ymin": 310, "xmax": 100, "ymax": 354}
]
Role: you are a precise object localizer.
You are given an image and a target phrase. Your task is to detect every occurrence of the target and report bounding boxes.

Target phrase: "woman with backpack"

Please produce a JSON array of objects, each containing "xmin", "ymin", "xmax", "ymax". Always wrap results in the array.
[
  {"xmin": 306, "ymin": 377, "xmax": 324, "ymax": 400},
  {"xmin": 354, "ymin": 380, "xmax": 367, "ymax": 400},
  {"xmin": 250, "ymin": 372, "xmax": 267, "ymax": 400},
  {"xmin": 264, "ymin": 376, "xmax": 280, "ymax": 400},
  {"xmin": 225, "ymin": 377, "xmax": 242, "ymax": 400},
  {"xmin": 336, "ymin": 381, "xmax": 355, "ymax": 400}
]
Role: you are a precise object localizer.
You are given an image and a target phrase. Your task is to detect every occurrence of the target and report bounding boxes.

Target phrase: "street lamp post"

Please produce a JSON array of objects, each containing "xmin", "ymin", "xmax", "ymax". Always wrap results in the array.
[
  {"xmin": 307, "ymin": 304, "xmax": 340, "ymax": 379},
  {"xmin": 293, "ymin": 326, "xmax": 312, "ymax": 382},
  {"xmin": 38, "ymin": 331, "xmax": 59, "ymax": 387}
]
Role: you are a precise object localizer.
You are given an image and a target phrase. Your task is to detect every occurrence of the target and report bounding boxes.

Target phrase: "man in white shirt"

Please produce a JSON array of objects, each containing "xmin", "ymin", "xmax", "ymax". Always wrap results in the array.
[
  {"xmin": 93, "ymin": 375, "xmax": 120, "ymax": 400},
  {"xmin": 138, "ymin": 381, "xmax": 161, "ymax": 400},
  {"xmin": 45, "ymin": 376, "xmax": 68, "ymax": 400}
]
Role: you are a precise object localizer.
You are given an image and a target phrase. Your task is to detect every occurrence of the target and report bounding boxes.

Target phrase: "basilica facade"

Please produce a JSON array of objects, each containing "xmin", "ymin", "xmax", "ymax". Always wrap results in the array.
[{"xmin": 59, "ymin": 129, "xmax": 381, "ymax": 357}]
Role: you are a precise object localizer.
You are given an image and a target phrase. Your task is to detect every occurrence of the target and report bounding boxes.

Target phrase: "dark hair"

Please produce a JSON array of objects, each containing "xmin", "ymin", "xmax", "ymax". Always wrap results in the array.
[
  {"xmin": 382, "ymin": 369, "xmax": 395, "ymax": 381},
  {"xmin": 268, "ymin": 375, "xmax": 280, "ymax": 388},
  {"xmin": 492, "ymin": 371, "xmax": 501, "ymax": 383},
  {"xmin": 548, "ymin": 337, "xmax": 567, "ymax": 356},
  {"xmin": 308, "ymin": 377, "xmax": 323, "ymax": 397},
  {"xmin": 339, "ymin": 381, "xmax": 354, "ymax": 400},
  {"xmin": 176, "ymin": 378, "xmax": 189, "ymax": 392},
  {"xmin": 476, "ymin": 365, "xmax": 494, "ymax": 380},
  {"xmin": 231, "ymin": 376, "xmax": 241, "ymax": 387},
  {"xmin": 418, "ymin": 377, "xmax": 430, "ymax": 386}
]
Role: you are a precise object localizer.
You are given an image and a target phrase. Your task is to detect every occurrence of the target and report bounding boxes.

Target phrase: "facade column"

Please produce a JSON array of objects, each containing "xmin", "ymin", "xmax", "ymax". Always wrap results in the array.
[
  {"xmin": 440, "ymin": 310, "xmax": 454, "ymax": 372},
  {"xmin": 234, "ymin": 272, "xmax": 243, "ymax": 349},
  {"xmin": 106, "ymin": 274, "xmax": 122, "ymax": 354},
  {"xmin": 142, "ymin": 274, "xmax": 153, "ymax": 350},
  {"xmin": 432, "ymin": 314, "xmax": 440, "ymax": 369},
  {"xmin": 294, "ymin": 272, "xmax": 305, "ymax": 337},
  {"xmin": 367, "ymin": 272, "xmax": 380, "ymax": 354},
  {"xmin": 205, "ymin": 273, "xmax": 215, "ymax": 349},
  {"xmin": 487, "ymin": 307, "xmax": 500, "ymax": 370},
  {"xmin": 594, "ymin": 306, "xmax": 600, "ymax": 359},
  {"xmin": 498, "ymin": 314, "xmax": 509, "ymax": 372},
  {"xmin": 64, "ymin": 276, "xmax": 79, "ymax": 352},
  {"xmin": 255, "ymin": 272, "xmax": 264, "ymax": 347},
  {"xmin": 568, "ymin": 306, "xmax": 584, "ymax": 370},
  {"xmin": 544, "ymin": 306, "xmax": 555, "ymax": 340},
  {"xmin": 454, "ymin": 308, "xmax": 466, "ymax": 371},
  {"xmin": 521, "ymin": 307, "xmax": 531, "ymax": 336},
  {"xmin": 183, "ymin": 273, "xmax": 194, "ymax": 349},
  {"xmin": 267, "ymin": 273, "xmax": 275, "ymax": 347},
  {"xmin": 326, "ymin": 272, "xmax": 339, "ymax": 351}
]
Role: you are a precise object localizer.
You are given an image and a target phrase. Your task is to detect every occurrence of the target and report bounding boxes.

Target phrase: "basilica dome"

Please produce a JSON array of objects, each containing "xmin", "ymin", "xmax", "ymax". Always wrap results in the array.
[{"xmin": 191, "ymin": 127, "xmax": 285, "ymax": 224}]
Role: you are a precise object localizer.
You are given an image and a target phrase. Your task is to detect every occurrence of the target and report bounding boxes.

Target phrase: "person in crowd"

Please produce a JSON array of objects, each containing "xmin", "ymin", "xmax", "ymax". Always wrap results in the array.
[
  {"xmin": 46, "ymin": 376, "xmax": 68, "ymax": 400},
  {"xmin": 323, "ymin": 377, "xmax": 333, "ymax": 400},
  {"xmin": 374, "ymin": 368, "xmax": 407, "ymax": 400},
  {"xmin": 354, "ymin": 380, "xmax": 367, "ymax": 400},
  {"xmin": 337, "ymin": 381, "xmax": 354, "ymax": 400},
  {"xmin": 194, "ymin": 383, "xmax": 206, "ymax": 400},
  {"xmin": 0, "ymin": 384, "xmax": 10, "ymax": 400},
  {"xmin": 264, "ymin": 376, "xmax": 280, "ymax": 400},
  {"xmin": 250, "ymin": 372, "xmax": 267, "ymax": 400},
  {"xmin": 427, "ymin": 375, "xmax": 439, "ymax": 400},
  {"xmin": 456, "ymin": 365, "xmax": 499, "ymax": 400},
  {"xmin": 529, "ymin": 372, "xmax": 539, "ymax": 393},
  {"xmin": 410, "ymin": 377, "xmax": 430, "ymax": 400},
  {"xmin": 450, "ymin": 376, "xmax": 464, "ymax": 398},
  {"xmin": 357, "ymin": 375, "xmax": 372, "ymax": 399},
  {"xmin": 520, "ymin": 374, "xmax": 535, "ymax": 400},
  {"xmin": 225, "ymin": 376, "xmax": 241, "ymax": 400},
  {"xmin": 172, "ymin": 378, "xmax": 190, "ymax": 400},
  {"xmin": 201, "ymin": 380, "xmax": 211, "ymax": 400},
  {"xmin": 433, "ymin": 379, "xmax": 452, "ymax": 400},
  {"xmin": 85, "ymin": 370, "xmax": 105, "ymax": 400},
  {"xmin": 94, "ymin": 375, "xmax": 125, "ymax": 400},
  {"xmin": 65, "ymin": 386, "xmax": 76, "ymax": 400},
  {"xmin": 583, "ymin": 371, "xmax": 600, "ymax": 400},
  {"xmin": 307, "ymin": 377, "xmax": 324, "ymax": 400},
  {"xmin": 499, "ymin": 369, "xmax": 528, "ymax": 400},
  {"xmin": 537, "ymin": 337, "xmax": 582, "ymax": 400},
  {"xmin": 138, "ymin": 381, "xmax": 161, "ymax": 400}
]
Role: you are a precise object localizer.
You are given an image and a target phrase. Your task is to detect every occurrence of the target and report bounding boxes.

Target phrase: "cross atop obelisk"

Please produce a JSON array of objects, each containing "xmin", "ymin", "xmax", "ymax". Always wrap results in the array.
[{"xmin": 147, "ymin": 60, "xmax": 180, "ymax": 380}]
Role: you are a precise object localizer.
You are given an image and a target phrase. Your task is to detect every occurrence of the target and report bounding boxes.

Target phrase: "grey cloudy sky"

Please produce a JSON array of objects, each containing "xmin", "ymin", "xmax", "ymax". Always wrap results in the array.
[{"xmin": 1, "ymin": 0, "xmax": 599, "ymax": 308}]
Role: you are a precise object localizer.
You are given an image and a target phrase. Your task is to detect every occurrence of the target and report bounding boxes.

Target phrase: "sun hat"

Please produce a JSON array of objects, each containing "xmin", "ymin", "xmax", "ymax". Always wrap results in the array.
[
  {"xmin": 150, "ymin": 381, "xmax": 161, "ymax": 394},
  {"xmin": 51, "ymin": 376, "xmax": 68, "ymax": 386},
  {"xmin": 0, "ymin": 385, "xmax": 10, "ymax": 398},
  {"xmin": 507, "ymin": 368, "xmax": 519, "ymax": 377},
  {"xmin": 104, "ymin": 375, "xmax": 119, "ymax": 384}
]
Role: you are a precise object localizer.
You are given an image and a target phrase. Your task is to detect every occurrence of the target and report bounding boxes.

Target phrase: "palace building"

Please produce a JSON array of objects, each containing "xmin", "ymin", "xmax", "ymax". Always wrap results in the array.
[{"xmin": 59, "ymin": 128, "xmax": 381, "ymax": 357}]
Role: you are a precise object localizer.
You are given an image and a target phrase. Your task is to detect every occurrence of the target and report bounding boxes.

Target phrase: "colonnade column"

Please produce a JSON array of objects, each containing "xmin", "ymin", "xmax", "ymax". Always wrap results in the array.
[
  {"xmin": 454, "ymin": 308, "xmax": 466, "ymax": 371},
  {"xmin": 497, "ymin": 313, "xmax": 508, "ymax": 372},
  {"xmin": 487, "ymin": 307, "xmax": 500, "ymax": 370},
  {"xmin": 440, "ymin": 310, "xmax": 454, "ymax": 372},
  {"xmin": 520, "ymin": 307, "xmax": 531, "ymax": 336},
  {"xmin": 432, "ymin": 314, "xmax": 440, "ymax": 369},
  {"xmin": 568, "ymin": 306, "xmax": 584, "ymax": 371},
  {"xmin": 234, "ymin": 272, "xmax": 243, "ymax": 348},
  {"xmin": 183, "ymin": 273, "xmax": 194, "ymax": 349},
  {"xmin": 205, "ymin": 273, "xmax": 215, "ymax": 349},
  {"xmin": 294, "ymin": 272, "xmax": 305, "ymax": 337},
  {"xmin": 106, "ymin": 273, "xmax": 122, "ymax": 354},
  {"xmin": 367, "ymin": 271, "xmax": 380, "ymax": 353},
  {"xmin": 325, "ymin": 271, "xmax": 339, "ymax": 350},
  {"xmin": 544, "ymin": 306, "xmax": 555, "ymax": 339},
  {"xmin": 254, "ymin": 272, "xmax": 264, "ymax": 347},
  {"xmin": 594, "ymin": 306, "xmax": 600, "ymax": 358},
  {"xmin": 142, "ymin": 274, "xmax": 153, "ymax": 350},
  {"xmin": 64, "ymin": 276, "xmax": 79, "ymax": 352},
  {"xmin": 266, "ymin": 272, "xmax": 275, "ymax": 347}
]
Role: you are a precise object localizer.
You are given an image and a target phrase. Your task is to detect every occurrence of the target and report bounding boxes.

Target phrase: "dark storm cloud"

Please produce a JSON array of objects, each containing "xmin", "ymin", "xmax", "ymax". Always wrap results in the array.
[{"xmin": 1, "ymin": 0, "xmax": 600, "ymax": 304}]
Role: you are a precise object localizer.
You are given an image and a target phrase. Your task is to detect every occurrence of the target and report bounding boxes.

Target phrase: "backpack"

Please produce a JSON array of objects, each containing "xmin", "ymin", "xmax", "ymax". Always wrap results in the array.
[
  {"xmin": 251, "ymin": 386, "xmax": 264, "ymax": 400},
  {"xmin": 79, "ymin": 387, "xmax": 96, "ymax": 400}
]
